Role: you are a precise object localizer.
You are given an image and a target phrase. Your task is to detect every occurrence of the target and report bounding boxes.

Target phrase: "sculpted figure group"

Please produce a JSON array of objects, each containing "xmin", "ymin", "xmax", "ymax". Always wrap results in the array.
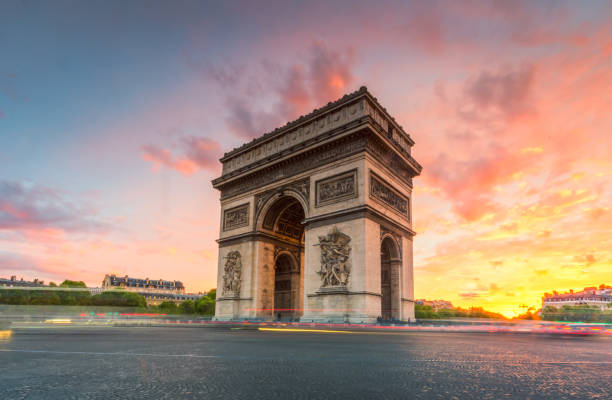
[
  {"xmin": 317, "ymin": 228, "xmax": 351, "ymax": 287},
  {"xmin": 222, "ymin": 251, "xmax": 242, "ymax": 296}
]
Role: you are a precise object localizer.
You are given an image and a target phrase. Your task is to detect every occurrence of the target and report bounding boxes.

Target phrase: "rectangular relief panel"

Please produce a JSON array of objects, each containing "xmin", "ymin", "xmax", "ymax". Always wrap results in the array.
[
  {"xmin": 315, "ymin": 169, "xmax": 358, "ymax": 207},
  {"xmin": 223, "ymin": 203, "xmax": 250, "ymax": 231},
  {"xmin": 369, "ymin": 171, "xmax": 410, "ymax": 220}
]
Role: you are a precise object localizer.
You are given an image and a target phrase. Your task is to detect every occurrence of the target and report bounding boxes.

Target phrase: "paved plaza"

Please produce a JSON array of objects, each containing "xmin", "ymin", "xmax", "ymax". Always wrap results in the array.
[{"xmin": 0, "ymin": 326, "xmax": 610, "ymax": 399}]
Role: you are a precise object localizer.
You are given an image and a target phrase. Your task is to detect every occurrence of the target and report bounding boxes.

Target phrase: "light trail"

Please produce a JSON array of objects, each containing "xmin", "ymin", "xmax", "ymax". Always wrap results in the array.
[{"xmin": 259, "ymin": 328, "xmax": 359, "ymax": 334}]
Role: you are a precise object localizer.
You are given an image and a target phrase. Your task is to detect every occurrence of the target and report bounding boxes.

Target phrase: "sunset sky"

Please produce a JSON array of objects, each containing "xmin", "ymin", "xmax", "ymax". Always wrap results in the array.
[{"xmin": 1, "ymin": 1, "xmax": 610, "ymax": 316}]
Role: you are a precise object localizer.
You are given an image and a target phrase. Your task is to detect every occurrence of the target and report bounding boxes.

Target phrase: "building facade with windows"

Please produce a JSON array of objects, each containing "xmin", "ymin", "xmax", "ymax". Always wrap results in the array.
[
  {"xmin": 543, "ymin": 286, "xmax": 612, "ymax": 311},
  {"xmin": 101, "ymin": 274, "xmax": 202, "ymax": 305}
]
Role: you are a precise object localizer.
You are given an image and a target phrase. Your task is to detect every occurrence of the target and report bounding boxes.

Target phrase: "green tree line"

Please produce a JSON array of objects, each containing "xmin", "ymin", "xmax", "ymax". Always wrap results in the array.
[
  {"xmin": 0, "ymin": 281, "xmax": 217, "ymax": 315},
  {"xmin": 152, "ymin": 289, "xmax": 216, "ymax": 316},
  {"xmin": 540, "ymin": 305, "xmax": 612, "ymax": 323},
  {"xmin": 415, "ymin": 304, "xmax": 506, "ymax": 319}
]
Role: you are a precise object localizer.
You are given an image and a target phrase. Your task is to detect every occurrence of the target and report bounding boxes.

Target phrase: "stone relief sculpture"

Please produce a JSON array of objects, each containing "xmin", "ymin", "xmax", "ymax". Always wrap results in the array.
[
  {"xmin": 316, "ymin": 170, "xmax": 357, "ymax": 207},
  {"xmin": 370, "ymin": 173, "xmax": 409, "ymax": 217},
  {"xmin": 223, "ymin": 204, "xmax": 249, "ymax": 231},
  {"xmin": 222, "ymin": 251, "xmax": 242, "ymax": 296},
  {"xmin": 316, "ymin": 228, "xmax": 351, "ymax": 288}
]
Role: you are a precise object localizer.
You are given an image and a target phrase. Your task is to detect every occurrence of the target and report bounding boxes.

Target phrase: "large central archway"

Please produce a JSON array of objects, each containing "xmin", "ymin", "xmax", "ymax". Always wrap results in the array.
[{"xmin": 260, "ymin": 195, "xmax": 305, "ymax": 321}]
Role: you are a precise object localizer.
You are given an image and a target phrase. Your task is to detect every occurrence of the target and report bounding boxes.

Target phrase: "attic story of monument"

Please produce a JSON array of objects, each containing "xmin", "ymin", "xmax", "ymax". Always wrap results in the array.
[{"xmin": 212, "ymin": 86, "xmax": 422, "ymax": 323}]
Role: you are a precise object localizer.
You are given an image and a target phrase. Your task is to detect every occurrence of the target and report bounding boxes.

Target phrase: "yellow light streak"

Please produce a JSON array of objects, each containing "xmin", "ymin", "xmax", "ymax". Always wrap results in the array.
[
  {"xmin": 44, "ymin": 319, "xmax": 72, "ymax": 324},
  {"xmin": 259, "ymin": 328, "xmax": 355, "ymax": 334}
]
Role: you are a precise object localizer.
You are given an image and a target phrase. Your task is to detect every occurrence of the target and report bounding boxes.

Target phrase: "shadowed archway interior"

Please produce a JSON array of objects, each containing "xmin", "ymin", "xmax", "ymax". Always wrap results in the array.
[
  {"xmin": 262, "ymin": 196, "xmax": 305, "ymax": 320},
  {"xmin": 381, "ymin": 236, "xmax": 400, "ymax": 321}
]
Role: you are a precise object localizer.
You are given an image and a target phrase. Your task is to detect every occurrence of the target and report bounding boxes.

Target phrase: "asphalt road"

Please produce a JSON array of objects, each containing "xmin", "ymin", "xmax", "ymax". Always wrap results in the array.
[{"xmin": 0, "ymin": 326, "xmax": 610, "ymax": 399}]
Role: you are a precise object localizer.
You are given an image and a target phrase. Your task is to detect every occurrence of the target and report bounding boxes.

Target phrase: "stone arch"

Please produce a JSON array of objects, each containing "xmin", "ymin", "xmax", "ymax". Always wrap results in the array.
[
  {"xmin": 257, "ymin": 194, "xmax": 306, "ymax": 320},
  {"xmin": 380, "ymin": 233, "xmax": 401, "ymax": 261},
  {"xmin": 255, "ymin": 189, "xmax": 309, "ymax": 233},
  {"xmin": 381, "ymin": 235, "xmax": 401, "ymax": 321}
]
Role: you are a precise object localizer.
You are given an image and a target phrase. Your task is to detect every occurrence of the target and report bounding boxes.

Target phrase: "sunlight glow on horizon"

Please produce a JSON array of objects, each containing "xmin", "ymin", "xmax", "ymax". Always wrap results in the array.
[{"xmin": 1, "ymin": 1, "xmax": 610, "ymax": 316}]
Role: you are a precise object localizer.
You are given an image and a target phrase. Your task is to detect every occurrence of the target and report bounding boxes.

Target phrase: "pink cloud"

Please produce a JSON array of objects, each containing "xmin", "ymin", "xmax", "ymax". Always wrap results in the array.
[
  {"xmin": 0, "ymin": 180, "xmax": 106, "ymax": 234},
  {"xmin": 142, "ymin": 137, "xmax": 222, "ymax": 175},
  {"xmin": 462, "ymin": 64, "xmax": 535, "ymax": 121}
]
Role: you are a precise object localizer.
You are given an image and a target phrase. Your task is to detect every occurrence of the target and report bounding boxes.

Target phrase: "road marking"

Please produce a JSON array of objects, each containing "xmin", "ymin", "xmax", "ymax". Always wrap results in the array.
[{"xmin": 259, "ymin": 328, "xmax": 360, "ymax": 334}]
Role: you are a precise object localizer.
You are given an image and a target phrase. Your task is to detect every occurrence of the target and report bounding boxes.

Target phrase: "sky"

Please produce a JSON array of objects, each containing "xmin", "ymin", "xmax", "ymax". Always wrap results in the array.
[{"xmin": 1, "ymin": 0, "xmax": 610, "ymax": 316}]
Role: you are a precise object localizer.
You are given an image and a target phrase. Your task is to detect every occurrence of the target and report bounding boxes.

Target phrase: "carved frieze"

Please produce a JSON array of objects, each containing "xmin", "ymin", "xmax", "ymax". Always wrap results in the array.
[
  {"xmin": 223, "ymin": 204, "xmax": 249, "ymax": 231},
  {"xmin": 221, "ymin": 97, "xmax": 365, "ymax": 175},
  {"xmin": 221, "ymin": 136, "xmax": 365, "ymax": 199},
  {"xmin": 315, "ymin": 169, "xmax": 358, "ymax": 207},
  {"xmin": 315, "ymin": 228, "xmax": 351, "ymax": 288},
  {"xmin": 222, "ymin": 251, "xmax": 242, "ymax": 297},
  {"xmin": 365, "ymin": 137, "xmax": 414, "ymax": 187},
  {"xmin": 370, "ymin": 172, "xmax": 410, "ymax": 220}
]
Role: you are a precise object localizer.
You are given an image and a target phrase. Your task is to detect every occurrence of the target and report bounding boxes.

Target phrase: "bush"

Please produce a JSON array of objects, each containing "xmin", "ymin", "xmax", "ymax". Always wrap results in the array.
[
  {"xmin": 540, "ymin": 305, "xmax": 612, "ymax": 323},
  {"xmin": 179, "ymin": 300, "xmax": 196, "ymax": 314},
  {"xmin": 90, "ymin": 291, "xmax": 146, "ymax": 307},
  {"xmin": 415, "ymin": 304, "xmax": 505, "ymax": 320},
  {"xmin": 59, "ymin": 280, "xmax": 87, "ymax": 288}
]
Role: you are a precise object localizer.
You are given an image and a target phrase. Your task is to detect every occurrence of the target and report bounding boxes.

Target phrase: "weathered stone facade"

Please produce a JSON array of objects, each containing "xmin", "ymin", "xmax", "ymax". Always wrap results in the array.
[{"xmin": 212, "ymin": 86, "xmax": 422, "ymax": 322}]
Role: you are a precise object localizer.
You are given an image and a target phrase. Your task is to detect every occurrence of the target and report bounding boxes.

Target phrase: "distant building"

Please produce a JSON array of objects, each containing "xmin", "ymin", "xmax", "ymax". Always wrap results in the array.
[
  {"xmin": 0, "ymin": 276, "xmax": 46, "ymax": 288},
  {"xmin": 543, "ymin": 286, "xmax": 612, "ymax": 311},
  {"xmin": 102, "ymin": 274, "xmax": 185, "ymax": 293},
  {"xmin": 101, "ymin": 274, "xmax": 202, "ymax": 305},
  {"xmin": 415, "ymin": 299, "xmax": 454, "ymax": 311}
]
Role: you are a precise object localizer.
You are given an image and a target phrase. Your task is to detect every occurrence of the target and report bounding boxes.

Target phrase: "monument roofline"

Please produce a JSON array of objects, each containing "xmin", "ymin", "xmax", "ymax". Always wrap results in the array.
[{"xmin": 219, "ymin": 86, "xmax": 415, "ymax": 163}]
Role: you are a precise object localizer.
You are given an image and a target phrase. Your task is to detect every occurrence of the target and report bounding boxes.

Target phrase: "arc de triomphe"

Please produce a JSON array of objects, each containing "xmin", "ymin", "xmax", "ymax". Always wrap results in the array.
[{"xmin": 212, "ymin": 86, "xmax": 422, "ymax": 323}]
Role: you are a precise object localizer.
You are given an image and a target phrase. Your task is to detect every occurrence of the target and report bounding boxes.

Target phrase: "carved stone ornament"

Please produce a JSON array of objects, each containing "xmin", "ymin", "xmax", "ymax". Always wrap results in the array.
[
  {"xmin": 315, "ymin": 227, "xmax": 351, "ymax": 288},
  {"xmin": 223, "ymin": 204, "xmax": 249, "ymax": 231},
  {"xmin": 370, "ymin": 172, "xmax": 410, "ymax": 219},
  {"xmin": 222, "ymin": 251, "xmax": 242, "ymax": 297},
  {"xmin": 315, "ymin": 169, "xmax": 357, "ymax": 207}
]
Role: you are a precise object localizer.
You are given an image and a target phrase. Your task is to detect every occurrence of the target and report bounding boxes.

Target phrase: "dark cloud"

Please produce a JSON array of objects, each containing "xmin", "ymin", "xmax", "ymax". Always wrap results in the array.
[
  {"xmin": 463, "ymin": 64, "xmax": 535, "ymax": 120},
  {"xmin": 208, "ymin": 41, "xmax": 356, "ymax": 139},
  {"xmin": 0, "ymin": 180, "xmax": 105, "ymax": 234}
]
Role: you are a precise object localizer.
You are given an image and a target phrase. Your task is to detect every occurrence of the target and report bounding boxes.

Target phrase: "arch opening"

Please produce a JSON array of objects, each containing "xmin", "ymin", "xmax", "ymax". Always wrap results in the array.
[
  {"xmin": 381, "ymin": 236, "xmax": 400, "ymax": 321},
  {"xmin": 274, "ymin": 253, "xmax": 300, "ymax": 321},
  {"xmin": 261, "ymin": 195, "xmax": 305, "ymax": 321}
]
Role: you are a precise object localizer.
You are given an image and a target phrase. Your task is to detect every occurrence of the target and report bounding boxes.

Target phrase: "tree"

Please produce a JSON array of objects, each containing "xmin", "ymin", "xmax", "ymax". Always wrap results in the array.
[
  {"xmin": 195, "ymin": 290, "xmax": 216, "ymax": 315},
  {"xmin": 179, "ymin": 300, "xmax": 196, "ymax": 314},
  {"xmin": 59, "ymin": 280, "xmax": 87, "ymax": 288},
  {"xmin": 90, "ymin": 291, "xmax": 146, "ymax": 307},
  {"xmin": 159, "ymin": 301, "xmax": 179, "ymax": 313},
  {"xmin": 30, "ymin": 291, "xmax": 61, "ymax": 305},
  {"xmin": 415, "ymin": 305, "xmax": 439, "ymax": 319}
]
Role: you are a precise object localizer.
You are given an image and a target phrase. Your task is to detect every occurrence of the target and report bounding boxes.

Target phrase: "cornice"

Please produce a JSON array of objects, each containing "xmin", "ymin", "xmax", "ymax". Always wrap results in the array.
[{"xmin": 216, "ymin": 86, "xmax": 419, "ymax": 179}]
